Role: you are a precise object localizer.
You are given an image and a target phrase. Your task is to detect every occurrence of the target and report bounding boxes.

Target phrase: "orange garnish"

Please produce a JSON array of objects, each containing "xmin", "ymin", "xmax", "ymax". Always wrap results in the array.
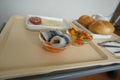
[{"xmin": 68, "ymin": 28, "xmax": 77, "ymax": 35}]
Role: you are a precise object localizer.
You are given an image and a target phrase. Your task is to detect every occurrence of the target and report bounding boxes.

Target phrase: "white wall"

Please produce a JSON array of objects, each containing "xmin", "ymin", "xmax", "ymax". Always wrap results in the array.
[{"xmin": 0, "ymin": 0, "xmax": 119, "ymax": 29}]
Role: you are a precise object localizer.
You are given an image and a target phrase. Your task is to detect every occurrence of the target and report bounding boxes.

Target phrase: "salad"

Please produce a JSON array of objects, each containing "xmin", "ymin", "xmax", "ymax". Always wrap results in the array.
[{"xmin": 68, "ymin": 28, "xmax": 93, "ymax": 45}]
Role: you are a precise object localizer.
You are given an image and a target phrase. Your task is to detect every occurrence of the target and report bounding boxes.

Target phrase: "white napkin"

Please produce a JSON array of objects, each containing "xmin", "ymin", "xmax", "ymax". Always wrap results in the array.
[{"xmin": 102, "ymin": 42, "xmax": 120, "ymax": 56}]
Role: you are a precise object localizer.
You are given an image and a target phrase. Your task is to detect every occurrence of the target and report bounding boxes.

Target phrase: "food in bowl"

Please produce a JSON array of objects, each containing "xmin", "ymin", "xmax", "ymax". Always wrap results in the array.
[
  {"xmin": 29, "ymin": 17, "xmax": 41, "ymax": 25},
  {"xmin": 68, "ymin": 28, "xmax": 92, "ymax": 46},
  {"xmin": 39, "ymin": 30, "xmax": 70, "ymax": 53},
  {"xmin": 78, "ymin": 15, "xmax": 95, "ymax": 28},
  {"xmin": 50, "ymin": 35, "xmax": 67, "ymax": 48},
  {"xmin": 88, "ymin": 20, "xmax": 115, "ymax": 35}
]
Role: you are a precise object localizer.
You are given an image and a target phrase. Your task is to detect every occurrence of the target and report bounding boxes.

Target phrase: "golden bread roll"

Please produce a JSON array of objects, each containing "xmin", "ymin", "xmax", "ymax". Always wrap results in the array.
[
  {"xmin": 88, "ymin": 20, "xmax": 115, "ymax": 35},
  {"xmin": 78, "ymin": 15, "xmax": 95, "ymax": 28}
]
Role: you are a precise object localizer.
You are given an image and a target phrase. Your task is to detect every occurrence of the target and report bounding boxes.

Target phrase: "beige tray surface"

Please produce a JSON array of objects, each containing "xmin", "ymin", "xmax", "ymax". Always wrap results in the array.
[{"xmin": 0, "ymin": 16, "xmax": 120, "ymax": 79}]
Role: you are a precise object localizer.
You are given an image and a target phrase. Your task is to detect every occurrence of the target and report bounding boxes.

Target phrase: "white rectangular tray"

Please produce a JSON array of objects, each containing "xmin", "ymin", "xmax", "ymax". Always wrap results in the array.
[
  {"xmin": 0, "ymin": 16, "xmax": 120, "ymax": 79},
  {"xmin": 26, "ymin": 15, "xmax": 70, "ymax": 30},
  {"xmin": 72, "ymin": 20, "xmax": 112, "ymax": 39}
]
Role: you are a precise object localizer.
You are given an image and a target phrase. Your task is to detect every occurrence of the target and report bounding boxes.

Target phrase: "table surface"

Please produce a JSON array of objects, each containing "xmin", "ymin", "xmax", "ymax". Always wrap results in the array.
[
  {"xmin": 0, "ymin": 17, "xmax": 120, "ymax": 80},
  {"xmin": 8, "ymin": 64, "xmax": 120, "ymax": 80}
]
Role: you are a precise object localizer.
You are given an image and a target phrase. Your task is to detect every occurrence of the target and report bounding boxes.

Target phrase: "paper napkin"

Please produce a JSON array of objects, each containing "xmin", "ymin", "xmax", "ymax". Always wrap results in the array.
[{"xmin": 101, "ymin": 41, "xmax": 120, "ymax": 56}]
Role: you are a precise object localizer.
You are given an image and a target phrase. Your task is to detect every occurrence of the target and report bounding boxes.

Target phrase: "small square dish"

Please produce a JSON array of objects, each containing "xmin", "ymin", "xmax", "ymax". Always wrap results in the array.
[
  {"xmin": 26, "ymin": 15, "xmax": 70, "ymax": 30},
  {"xmin": 72, "ymin": 20, "xmax": 112, "ymax": 39}
]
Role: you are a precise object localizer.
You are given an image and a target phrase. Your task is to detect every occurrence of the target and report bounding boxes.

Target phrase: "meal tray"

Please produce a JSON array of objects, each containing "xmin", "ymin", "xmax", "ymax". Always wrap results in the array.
[
  {"xmin": 26, "ymin": 15, "xmax": 70, "ymax": 30},
  {"xmin": 72, "ymin": 20, "xmax": 112, "ymax": 39},
  {"xmin": 0, "ymin": 16, "xmax": 120, "ymax": 79}
]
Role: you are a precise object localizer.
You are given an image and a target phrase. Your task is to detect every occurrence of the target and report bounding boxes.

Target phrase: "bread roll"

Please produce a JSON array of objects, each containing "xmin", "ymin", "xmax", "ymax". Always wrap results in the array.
[
  {"xmin": 88, "ymin": 20, "xmax": 115, "ymax": 35},
  {"xmin": 78, "ymin": 15, "xmax": 95, "ymax": 28}
]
